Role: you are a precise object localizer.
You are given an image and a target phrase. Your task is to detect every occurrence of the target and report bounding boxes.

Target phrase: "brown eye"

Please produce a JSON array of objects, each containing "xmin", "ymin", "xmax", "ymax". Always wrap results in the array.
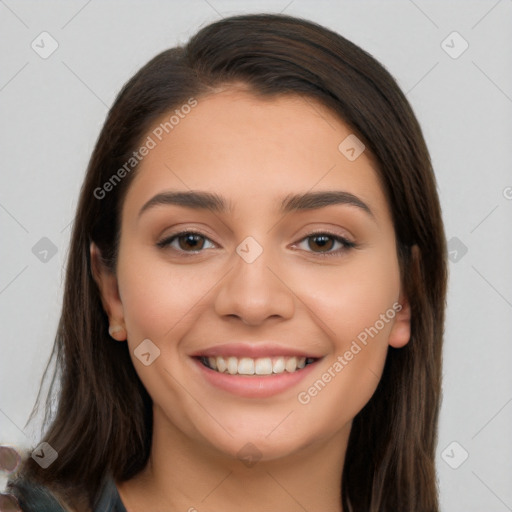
[
  {"xmin": 177, "ymin": 233, "xmax": 205, "ymax": 251},
  {"xmin": 294, "ymin": 232, "xmax": 356, "ymax": 257},
  {"xmin": 308, "ymin": 234, "xmax": 335, "ymax": 252},
  {"xmin": 157, "ymin": 231, "xmax": 215, "ymax": 253}
]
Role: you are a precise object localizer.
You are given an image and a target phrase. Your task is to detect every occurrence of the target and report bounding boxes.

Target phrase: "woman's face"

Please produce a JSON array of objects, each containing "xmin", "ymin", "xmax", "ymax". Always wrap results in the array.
[{"xmin": 96, "ymin": 87, "xmax": 411, "ymax": 462}]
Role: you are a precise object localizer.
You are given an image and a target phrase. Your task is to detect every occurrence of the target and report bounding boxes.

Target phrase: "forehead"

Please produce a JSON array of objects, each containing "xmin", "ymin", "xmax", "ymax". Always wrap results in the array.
[{"xmin": 122, "ymin": 88, "xmax": 391, "ymax": 223}]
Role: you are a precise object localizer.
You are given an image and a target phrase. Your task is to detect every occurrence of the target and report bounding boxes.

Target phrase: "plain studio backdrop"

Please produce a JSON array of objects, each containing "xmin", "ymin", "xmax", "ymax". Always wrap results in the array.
[{"xmin": 0, "ymin": 1, "xmax": 511, "ymax": 510}]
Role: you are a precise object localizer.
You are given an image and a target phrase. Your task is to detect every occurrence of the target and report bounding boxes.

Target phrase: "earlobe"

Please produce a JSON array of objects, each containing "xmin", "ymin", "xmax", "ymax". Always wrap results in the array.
[
  {"xmin": 90, "ymin": 242, "xmax": 127, "ymax": 342},
  {"xmin": 388, "ymin": 296, "xmax": 411, "ymax": 348},
  {"xmin": 108, "ymin": 324, "xmax": 127, "ymax": 342}
]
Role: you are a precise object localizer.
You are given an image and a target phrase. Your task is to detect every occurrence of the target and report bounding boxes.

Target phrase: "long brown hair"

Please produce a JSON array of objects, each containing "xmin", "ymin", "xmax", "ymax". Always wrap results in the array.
[{"xmin": 13, "ymin": 13, "xmax": 447, "ymax": 511}]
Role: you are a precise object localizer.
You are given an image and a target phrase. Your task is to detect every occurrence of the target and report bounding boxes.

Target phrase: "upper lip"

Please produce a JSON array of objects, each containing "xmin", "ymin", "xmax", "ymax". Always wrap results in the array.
[{"xmin": 191, "ymin": 343, "xmax": 323, "ymax": 359}]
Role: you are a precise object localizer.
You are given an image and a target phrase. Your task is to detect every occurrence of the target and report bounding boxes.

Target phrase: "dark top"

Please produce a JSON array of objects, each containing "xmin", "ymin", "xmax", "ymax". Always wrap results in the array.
[{"xmin": 5, "ymin": 474, "xmax": 127, "ymax": 512}]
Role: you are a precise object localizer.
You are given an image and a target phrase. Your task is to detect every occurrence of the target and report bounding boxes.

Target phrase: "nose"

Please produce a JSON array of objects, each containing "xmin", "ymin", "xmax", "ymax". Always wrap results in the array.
[{"xmin": 213, "ymin": 241, "xmax": 295, "ymax": 326}]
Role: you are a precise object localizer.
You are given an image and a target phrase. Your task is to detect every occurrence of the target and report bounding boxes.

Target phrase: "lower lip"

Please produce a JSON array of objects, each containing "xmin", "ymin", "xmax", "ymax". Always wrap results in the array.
[{"xmin": 191, "ymin": 357, "xmax": 320, "ymax": 398}]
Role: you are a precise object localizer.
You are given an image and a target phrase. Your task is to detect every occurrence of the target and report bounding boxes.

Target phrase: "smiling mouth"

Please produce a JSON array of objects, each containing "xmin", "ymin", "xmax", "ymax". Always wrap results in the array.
[{"xmin": 197, "ymin": 355, "xmax": 318, "ymax": 376}]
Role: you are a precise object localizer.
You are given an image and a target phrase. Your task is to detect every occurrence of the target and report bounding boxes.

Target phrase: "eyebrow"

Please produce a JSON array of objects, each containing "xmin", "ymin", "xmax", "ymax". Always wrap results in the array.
[{"xmin": 138, "ymin": 190, "xmax": 374, "ymax": 218}]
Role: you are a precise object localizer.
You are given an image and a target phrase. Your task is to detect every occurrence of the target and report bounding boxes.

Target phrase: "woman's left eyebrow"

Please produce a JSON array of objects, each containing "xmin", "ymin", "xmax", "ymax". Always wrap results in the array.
[
  {"xmin": 281, "ymin": 190, "xmax": 374, "ymax": 218},
  {"xmin": 138, "ymin": 190, "xmax": 374, "ymax": 219}
]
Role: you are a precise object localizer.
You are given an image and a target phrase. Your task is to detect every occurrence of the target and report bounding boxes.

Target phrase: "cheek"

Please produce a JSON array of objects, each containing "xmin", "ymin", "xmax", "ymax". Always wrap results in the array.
[
  {"xmin": 291, "ymin": 250, "xmax": 401, "ymax": 347},
  {"xmin": 116, "ymin": 248, "xmax": 218, "ymax": 342},
  {"xmin": 291, "ymin": 250, "xmax": 400, "ymax": 415}
]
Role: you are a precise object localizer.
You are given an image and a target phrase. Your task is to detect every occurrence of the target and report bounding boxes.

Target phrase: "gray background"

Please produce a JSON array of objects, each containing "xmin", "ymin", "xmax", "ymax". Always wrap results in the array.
[{"xmin": 1, "ymin": 1, "xmax": 511, "ymax": 510}]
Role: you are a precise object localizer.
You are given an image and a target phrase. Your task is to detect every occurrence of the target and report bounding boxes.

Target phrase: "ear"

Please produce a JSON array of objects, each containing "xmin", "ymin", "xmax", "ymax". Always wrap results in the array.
[
  {"xmin": 388, "ymin": 245, "xmax": 418, "ymax": 349},
  {"xmin": 90, "ymin": 242, "xmax": 126, "ymax": 341},
  {"xmin": 388, "ymin": 291, "xmax": 411, "ymax": 349}
]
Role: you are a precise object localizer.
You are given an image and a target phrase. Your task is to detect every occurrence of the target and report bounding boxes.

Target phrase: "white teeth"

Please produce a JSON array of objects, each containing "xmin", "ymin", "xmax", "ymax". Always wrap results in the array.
[
  {"xmin": 238, "ymin": 357, "xmax": 255, "ymax": 375},
  {"xmin": 255, "ymin": 358, "xmax": 273, "ymax": 375},
  {"xmin": 216, "ymin": 357, "xmax": 227, "ymax": 373},
  {"xmin": 285, "ymin": 357, "xmax": 297, "ymax": 372},
  {"xmin": 227, "ymin": 357, "xmax": 238, "ymax": 375},
  {"xmin": 272, "ymin": 357, "xmax": 285, "ymax": 374},
  {"xmin": 203, "ymin": 355, "xmax": 314, "ymax": 375}
]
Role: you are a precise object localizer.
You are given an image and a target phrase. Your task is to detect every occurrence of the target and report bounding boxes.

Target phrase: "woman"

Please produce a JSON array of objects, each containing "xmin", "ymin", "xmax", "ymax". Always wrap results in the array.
[{"xmin": 5, "ymin": 12, "xmax": 447, "ymax": 512}]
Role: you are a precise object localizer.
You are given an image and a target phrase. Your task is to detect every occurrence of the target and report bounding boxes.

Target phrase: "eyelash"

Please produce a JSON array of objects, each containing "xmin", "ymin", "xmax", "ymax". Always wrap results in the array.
[{"xmin": 156, "ymin": 230, "xmax": 357, "ymax": 258}]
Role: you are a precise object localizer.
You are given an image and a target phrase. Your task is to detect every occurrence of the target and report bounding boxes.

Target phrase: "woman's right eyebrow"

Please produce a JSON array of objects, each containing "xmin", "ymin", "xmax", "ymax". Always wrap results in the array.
[
  {"xmin": 138, "ymin": 190, "xmax": 374, "ymax": 219},
  {"xmin": 138, "ymin": 190, "xmax": 228, "ymax": 218}
]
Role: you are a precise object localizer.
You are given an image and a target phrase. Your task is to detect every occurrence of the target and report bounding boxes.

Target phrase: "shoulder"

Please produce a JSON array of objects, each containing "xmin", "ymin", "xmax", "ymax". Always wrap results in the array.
[
  {"xmin": 6, "ymin": 473, "xmax": 127, "ymax": 512},
  {"xmin": 5, "ymin": 475, "xmax": 69, "ymax": 511}
]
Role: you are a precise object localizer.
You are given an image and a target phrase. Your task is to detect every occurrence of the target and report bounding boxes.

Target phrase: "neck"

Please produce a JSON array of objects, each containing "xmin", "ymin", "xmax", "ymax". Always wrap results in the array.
[{"xmin": 117, "ymin": 406, "xmax": 349, "ymax": 512}]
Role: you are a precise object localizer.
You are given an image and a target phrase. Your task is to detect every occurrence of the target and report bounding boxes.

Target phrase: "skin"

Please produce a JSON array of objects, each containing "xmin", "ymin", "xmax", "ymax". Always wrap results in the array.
[{"xmin": 92, "ymin": 86, "xmax": 411, "ymax": 512}]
